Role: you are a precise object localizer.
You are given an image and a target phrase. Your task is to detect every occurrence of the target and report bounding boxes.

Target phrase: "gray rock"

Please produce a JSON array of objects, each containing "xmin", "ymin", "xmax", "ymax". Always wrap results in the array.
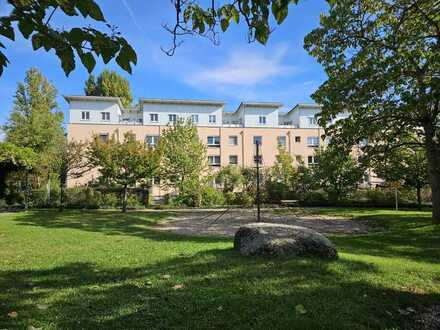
[{"xmin": 234, "ymin": 223, "xmax": 338, "ymax": 258}]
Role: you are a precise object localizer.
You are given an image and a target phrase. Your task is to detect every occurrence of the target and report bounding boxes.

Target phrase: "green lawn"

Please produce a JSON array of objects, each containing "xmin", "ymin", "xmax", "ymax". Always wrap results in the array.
[{"xmin": 0, "ymin": 208, "xmax": 439, "ymax": 329}]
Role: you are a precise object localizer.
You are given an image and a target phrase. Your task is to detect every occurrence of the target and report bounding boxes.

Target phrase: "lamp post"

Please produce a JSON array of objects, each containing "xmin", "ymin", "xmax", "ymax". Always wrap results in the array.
[{"xmin": 255, "ymin": 141, "xmax": 261, "ymax": 222}]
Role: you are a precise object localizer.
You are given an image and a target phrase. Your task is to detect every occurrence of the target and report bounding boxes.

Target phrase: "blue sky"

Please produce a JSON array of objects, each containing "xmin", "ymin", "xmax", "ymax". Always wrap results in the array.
[{"xmin": 0, "ymin": 0, "xmax": 328, "ymax": 129}]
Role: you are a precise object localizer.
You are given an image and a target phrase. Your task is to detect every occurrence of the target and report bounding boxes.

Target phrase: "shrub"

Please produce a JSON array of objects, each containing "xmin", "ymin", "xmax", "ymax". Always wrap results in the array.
[
  {"xmin": 99, "ymin": 192, "xmax": 119, "ymax": 209},
  {"xmin": 201, "ymin": 186, "xmax": 225, "ymax": 207}
]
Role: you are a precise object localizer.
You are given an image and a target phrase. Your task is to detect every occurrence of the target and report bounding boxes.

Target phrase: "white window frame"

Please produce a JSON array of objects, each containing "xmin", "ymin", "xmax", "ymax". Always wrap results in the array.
[
  {"xmin": 229, "ymin": 155, "xmax": 238, "ymax": 165},
  {"xmin": 307, "ymin": 136, "xmax": 319, "ymax": 147},
  {"xmin": 209, "ymin": 115, "xmax": 216, "ymax": 123},
  {"xmin": 208, "ymin": 155, "xmax": 221, "ymax": 166},
  {"xmin": 168, "ymin": 114, "xmax": 177, "ymax": 123},
  {"xmin": 207, "ymin": 136, "xmax": 220, "ymax": 147},
  {"xmin": 259, "ymin": 116, "xmax": 266, "ymax": 124},
  {"xmin": 191, "ymin": 114, "xmax": 199, "ymax": 123},
  {"xmin": 150, "ymin": 113, "xmax": 159, "ymax": 122},
  {"xmin": 308, "ymin": 156, "xmax": 319, "ymax": 165},
  {"xmin": 277, "ymin": 136, "xmax": 286, "ymax": 147},
  {"xmin": 229, "ymin": 135, "xmax": 238, "ymax": 145},
  {"xmin": 81, "ymin": 111, "xmax": 90, "ymax": 120},
  {"xmin": 101, "ymin": 112, "xmax": 110, "ymax": 121},
  {"xmin": 308, "ymin": 116, "xmax": 317, "ymax": 125},
  {"xmin": 145, "ymin": 135, "xmax": 159, "ymax": 147}
]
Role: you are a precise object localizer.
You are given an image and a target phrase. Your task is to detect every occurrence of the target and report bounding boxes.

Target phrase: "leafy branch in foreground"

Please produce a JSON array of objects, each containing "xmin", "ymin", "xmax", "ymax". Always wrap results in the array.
[
  {"xmin": 0, "ymin": 0, "xmax": 137, "ymax": 76},
  {"xmin": 163, "ymin": 0, "xmax": 299, "ymax": 55}
]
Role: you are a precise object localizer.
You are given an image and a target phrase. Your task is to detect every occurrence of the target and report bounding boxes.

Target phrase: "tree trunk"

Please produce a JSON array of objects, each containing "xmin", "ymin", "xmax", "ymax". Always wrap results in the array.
[
  {"xmin": 122, "ymin": 184, "xmax": 128, "ymax": 213},
  {"xmin": 416, "ymin": 184, "xmax": 422, "ymax": 211},
  {"xmin": 424, "ymin": 123, "xmax": 440, "ymax": 224},
  {"xmin": 24, "ymin": 171, "xmax": 29, "ymax": 211}
]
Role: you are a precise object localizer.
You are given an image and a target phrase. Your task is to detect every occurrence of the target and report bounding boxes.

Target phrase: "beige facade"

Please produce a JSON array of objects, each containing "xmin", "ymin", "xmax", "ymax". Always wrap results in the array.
[
  {"xmin": 66, "ymin": 96, "xmax": 365, "ymax": 198},
  {"xmin": 67, "ymin": 123, "xmax": 324, "ymax": 196}
]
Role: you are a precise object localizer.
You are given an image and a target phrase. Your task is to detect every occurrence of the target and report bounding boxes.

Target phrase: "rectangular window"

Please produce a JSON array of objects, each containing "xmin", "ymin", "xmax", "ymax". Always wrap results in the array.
[
  {"xmin": 81, "ymin": 111, "xmax": 90, "ymax": 120},
  {"xmin": 253, "ymin": 136, "xmax": 262, "ymax": 145},
  {"xmin": 191, "ymin": 114, "xmax": 199, "ymax": 123},
  {"xmin": 145, "ymin": 135, "xmax": 159, "ymax": 147},
  {"xmin": 307, "ymin": 136, "xmax": 319, "ymax": 147},
  {"xmin": 208, "ymin": 155, "xmax": 221, "ymax": 166},
  {"xmin": 259, "ymin": 116, "xmax": 266, "ymax": 124},
  {"xmin": 98, "ymin": 133, "xmax": 109, "ymax": 144},
  {"xmin": 152, "ymin": 177, "xmax": 160, "ymax": 185},
  {"xmin": 209, "ymin": 115, "xmax": 216, "ymax": 123},
  {"xmin": 295, "ymin": 155, "xmax": 302, "ymax": 163},
  {"xmin": 277, "ymin": 136, "xmax": 286, "ymax": 147},
  {"xmin": 101, "ymin": 112, "xmax": 110, "ymax": 121},
  {"xmin": 168, "ymin": 114, "xmax": 177, "ymax": 123},
  {"xmin": 229, "ymin": 135, "xmax": 238, "ymax": 145},
  {"xmin": 229, "ymin": 155, "xmax": 238, "ymax": 165},
  {"xmin": 308, "ymin": 156, "xmax": 319, "ymax": 165},
  {"xmin": 308, "ymin": 117, "xmax": 317, "ymax": 125},
  {"xmin": 150, "ymin": 113, "xmax": 158, "ymax": 122},
  {"xmin": 295, "ymin": 136, "xmax": 301, "ymax": 143},
  {"xmin": 207, "ymin": 136, "xmax": 220, "ymax": 147}
]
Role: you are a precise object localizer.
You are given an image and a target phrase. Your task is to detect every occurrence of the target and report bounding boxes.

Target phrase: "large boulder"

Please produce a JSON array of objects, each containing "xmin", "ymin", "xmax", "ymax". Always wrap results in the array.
[{"xmin": 234, "ymin": 223, "xmax": 338, "ymax": 258}]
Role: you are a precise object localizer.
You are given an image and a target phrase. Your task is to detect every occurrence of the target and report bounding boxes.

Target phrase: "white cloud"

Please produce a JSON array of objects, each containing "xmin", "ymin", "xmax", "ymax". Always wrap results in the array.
[
  {"xmin": 184, "ymin": 45, "xmax": 299, "ymax": 88},
  {"xmin": 121, "ymin": 0, "xmax": 143, "ymax": 32}
]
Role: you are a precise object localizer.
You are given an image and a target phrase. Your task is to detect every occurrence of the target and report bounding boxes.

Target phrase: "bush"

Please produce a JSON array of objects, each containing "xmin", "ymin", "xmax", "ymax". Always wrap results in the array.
[
  {"xmin": 300, "ymin": 190, "xmax": 329, "ymax": 206},
  {"xmin": 99, "ymin": 192, "xmax": 119, "ymax": 209},
  {"xmin": 233, "ymin": 191, "xmax": 254, "ymax": 207},
  {"xmin": 126, "ymin": 194, "xmax": 144, "ymax": 209},
  {"xmin": 201, "ymin": 186, "xmax": 225, "ymax": 207},
  {"xmin": 65, "ymin": 187, "xmax": 100, "ymax": 209}
]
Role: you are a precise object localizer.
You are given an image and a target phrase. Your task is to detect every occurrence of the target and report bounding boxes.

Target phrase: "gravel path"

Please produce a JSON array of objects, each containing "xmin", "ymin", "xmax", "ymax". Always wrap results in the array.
[{"xmin": 154, "ymin": 208, "xmax": 370, "ymax": 237}]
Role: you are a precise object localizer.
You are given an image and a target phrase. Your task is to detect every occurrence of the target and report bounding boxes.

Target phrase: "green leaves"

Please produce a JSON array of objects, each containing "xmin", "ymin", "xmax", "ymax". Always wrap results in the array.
[{"xmin": 0, "ymin": 0, "xmax": 135, "ymax": 76}]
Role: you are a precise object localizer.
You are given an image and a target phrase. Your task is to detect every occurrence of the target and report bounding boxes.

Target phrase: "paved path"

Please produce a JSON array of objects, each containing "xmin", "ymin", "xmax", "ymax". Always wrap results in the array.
[{"xmin": 154, "ymin": 208, "xmax": 370, "ymax": 237}]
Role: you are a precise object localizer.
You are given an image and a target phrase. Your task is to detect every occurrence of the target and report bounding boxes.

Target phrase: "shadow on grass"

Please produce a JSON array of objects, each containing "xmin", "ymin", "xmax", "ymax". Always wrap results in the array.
[
  {"xmin": 11, "ymin": 209, "xmax": 230, "ymax": 244},
  {"xmin": 1, "ymin": 248, "xmax": 437, "ymax": 329}
]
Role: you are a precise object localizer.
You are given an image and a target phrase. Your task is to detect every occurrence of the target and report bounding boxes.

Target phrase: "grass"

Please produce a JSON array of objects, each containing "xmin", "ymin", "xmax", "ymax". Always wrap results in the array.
[{"xmin": 0, "ymin": 208, "xmax": 439, "ymax": 329}]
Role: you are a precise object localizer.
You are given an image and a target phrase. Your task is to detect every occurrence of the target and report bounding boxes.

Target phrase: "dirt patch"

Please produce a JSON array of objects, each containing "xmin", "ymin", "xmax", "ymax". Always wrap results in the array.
[{"xmin": 154, "ymin": 208, "xmax": 371, "ymax": 237}]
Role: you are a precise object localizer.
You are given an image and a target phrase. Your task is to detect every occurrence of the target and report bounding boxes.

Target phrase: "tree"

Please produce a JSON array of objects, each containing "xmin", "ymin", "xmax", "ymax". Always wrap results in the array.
[
  {"xmin": 157, "ymin": 119, "xmax": 207, "ymax": 207},
  {"xmin": 217, "ymin": 165, "xmax": 244, "ymax": 195},
  {"xmin": 3, "ymin": 68, "xmax": 64, "ymax": 174},
  {"xmin": 0, "ymin": 0, "xmax": 137, "ymax": 76},
  {"xmin": 59, "ymin": 140, "xmax": 93, "ymax": 210},
  {"xmin": 266, "ymin": 146, "xmax": 297, "ymax": 202},
  {"xmin": 312, "ymin": 146, "xmax": 363, "ymax": 203},
  {"xmin": 373, "ymin": 146, "xmax": 429, "ymax": 210},
  {"xmin": 0, "ymin": 142, "xmax": 38, "ymax": 209},
  {"xmin": 84, "ymin": 69, "xmax": 133, "ymax": 107},
  {"xmin": 88, "ymin": 132, "xmax": 158, "ymax": 212},
  {"xmin": 304, "ymin": 0, "xmax": 440, "ymax": 223}
]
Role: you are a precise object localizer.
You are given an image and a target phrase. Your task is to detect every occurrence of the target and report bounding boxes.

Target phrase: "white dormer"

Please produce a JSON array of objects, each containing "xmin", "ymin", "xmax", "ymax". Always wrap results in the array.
[
  {"xmin": 283, "ymin": 104, "xmax": 322, "ymax": 128},
  {"xmin": 234, "ymin": 102, "xmax": 282, "ymax": 128},
  {"xmin": 65, "ymin": 96, "xmax": 123, "ymax": 125},
  {"xmin": 140, "ymin": 98, "xmax": 224, "ymax": 126}
]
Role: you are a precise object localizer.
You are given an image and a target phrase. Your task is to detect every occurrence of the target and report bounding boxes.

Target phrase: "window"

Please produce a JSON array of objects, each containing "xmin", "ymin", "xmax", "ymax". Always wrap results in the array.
[
  {"xmin": 208, "ymin": 155, "xmax": 221, "ymax": 166},
  {"xmin": 152, "ymin": 177, "xmax": 160, "ymax": 185},
  {"xmin": 229, "ymin": 155, "xmax": 238, "ymax": 165},
  {"xmin": 295, "ymin": 136, "xmax": 301, "ymax": 143},
  {"xmin": 229, "ymin": 135, "xmax": 238, "ymax": 145},
  {"xmin": 259, "ymin": 116, "xmax": 266, "ymax": 124},
  {"xmin": 150, "ymin": 113, "xmax": 158, "ymax": 122},
  {"xmin": 308, "ymin": 117, "xmax": 317, "ymax": 125},
  {"xmin": 253, "ymin": 136, "xmax": 262, "ymax": 145},
  {"xmin": 168, "ymin": 114, "xmax": 177, "ymax": 123},
  {"xmin": 308, "ymin": 156, "xmax": 319, "ymax": 165},
  {"xmin": 277, "ymin": 136, "xmax": 286, "ymax": 147},
  {"xmin": 98, "ymin": 133, "xmax": 109, "ymax": 144},
  {"xmin": 81, "ymin": 111, "xmax": 90, "ymax": 120},
  {"xmin": 207, "ymin": 136, "xmax": 220, "ymax": 147},
  {"xmin": 101, "ymin": 112, "xmax": 110, "ymax": 121},
  {"xmin": 307, "ymin": 136, "xmax": 319, "ymax": 147},
  {"xmin": 209, "ymin": 115, "xmax": 216, "ymax": 123},
  {"xmin": 145, "ymin": 135, "xmax": 159, "ymax": 147},
  {"xmin": 295, "ymin": 155, "xmax": 302, "ymax": 163},
  {"xmin": 191, "ymin": 114, "xmax": 199, "ymax": 123}
]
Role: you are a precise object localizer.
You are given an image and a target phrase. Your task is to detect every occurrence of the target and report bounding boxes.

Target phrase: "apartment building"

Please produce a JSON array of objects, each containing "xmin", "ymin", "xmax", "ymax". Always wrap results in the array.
[{"xmin": 66, "ymin": 96, "xmax": 339, "ymax": 196}]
